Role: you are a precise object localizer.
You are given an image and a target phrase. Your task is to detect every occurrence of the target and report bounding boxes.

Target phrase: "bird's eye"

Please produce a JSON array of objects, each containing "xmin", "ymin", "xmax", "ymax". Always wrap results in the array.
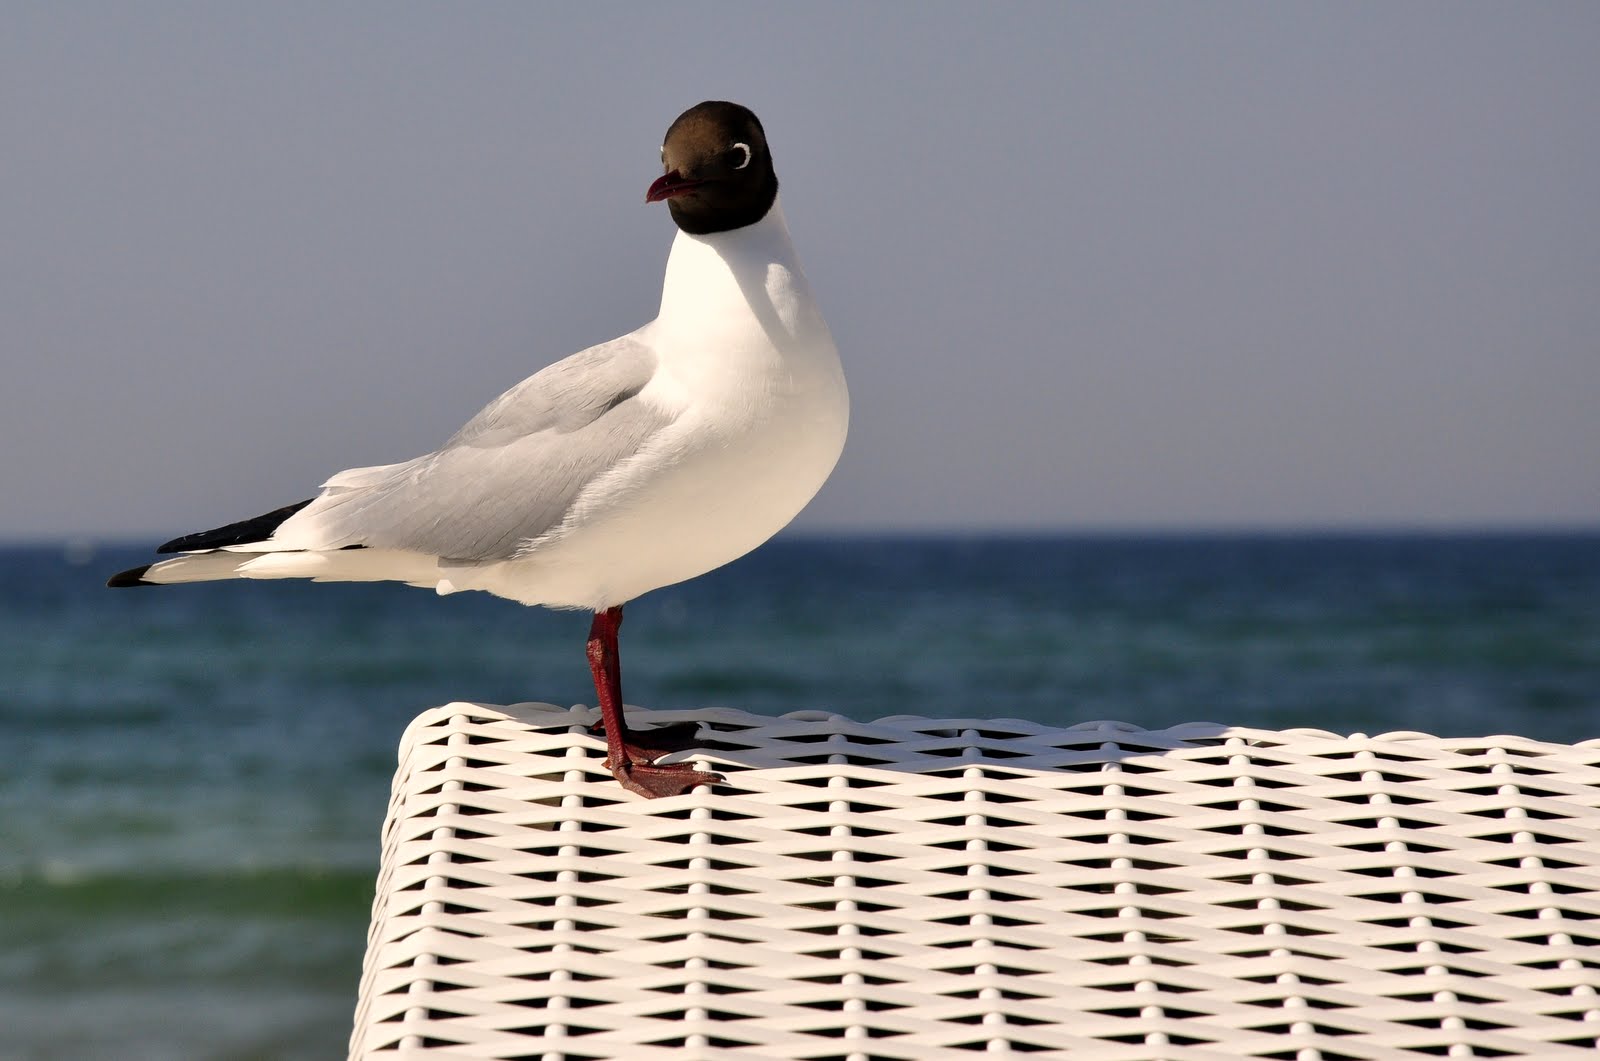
[{"xmin": 729, "ymin": 143, "xmax": 751, "ymax": 170}]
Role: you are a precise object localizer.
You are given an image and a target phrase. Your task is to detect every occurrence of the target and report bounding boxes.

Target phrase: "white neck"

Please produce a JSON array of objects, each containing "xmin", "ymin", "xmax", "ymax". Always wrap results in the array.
[{"xmin": 653, "ymin": 197, "xmax": 830, "ymax": 357}]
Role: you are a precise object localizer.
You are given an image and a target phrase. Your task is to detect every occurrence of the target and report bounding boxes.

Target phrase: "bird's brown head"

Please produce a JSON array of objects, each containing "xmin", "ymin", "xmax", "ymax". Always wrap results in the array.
[{"xmin": 647, "ymin": 100, "xmax": 778, "ymax": 235}]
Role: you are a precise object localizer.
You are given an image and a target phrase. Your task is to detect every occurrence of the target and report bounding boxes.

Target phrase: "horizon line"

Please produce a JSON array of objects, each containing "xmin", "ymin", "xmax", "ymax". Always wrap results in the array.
[{"xmin": 9, "ymin": 521, "xmax": 1600, "ymax": 550}]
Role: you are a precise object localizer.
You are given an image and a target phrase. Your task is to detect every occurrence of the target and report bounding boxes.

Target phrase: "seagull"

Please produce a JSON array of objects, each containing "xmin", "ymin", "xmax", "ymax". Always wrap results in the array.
[{"xmin": 108, "ymin": 100, "xmax": 849, "ymax": 799}]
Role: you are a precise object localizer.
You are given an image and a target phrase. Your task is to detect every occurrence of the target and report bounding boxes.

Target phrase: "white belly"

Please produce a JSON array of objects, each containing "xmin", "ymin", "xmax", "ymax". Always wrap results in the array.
[{"xmin": 458, "ymin": 363, "xmax": 848, "ymax": 610}]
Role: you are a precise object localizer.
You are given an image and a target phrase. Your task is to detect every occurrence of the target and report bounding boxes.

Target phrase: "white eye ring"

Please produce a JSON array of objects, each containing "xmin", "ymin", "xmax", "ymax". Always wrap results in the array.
[{"xmin": 731, "ymin": 142, "xmax": 751, "ymax": 170}]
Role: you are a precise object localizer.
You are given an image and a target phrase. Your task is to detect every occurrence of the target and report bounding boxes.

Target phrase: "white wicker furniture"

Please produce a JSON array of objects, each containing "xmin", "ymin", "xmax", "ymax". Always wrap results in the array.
[{"xmin": 351, "ymin": 703, "xmax": 1600, "ymax": 1060}]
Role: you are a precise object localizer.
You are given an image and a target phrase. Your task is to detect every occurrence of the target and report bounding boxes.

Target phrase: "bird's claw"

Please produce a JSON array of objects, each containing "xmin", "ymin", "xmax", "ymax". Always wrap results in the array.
[{"xmin": 611, "ymin": 760, "xmax": 724, "ymax": 799}]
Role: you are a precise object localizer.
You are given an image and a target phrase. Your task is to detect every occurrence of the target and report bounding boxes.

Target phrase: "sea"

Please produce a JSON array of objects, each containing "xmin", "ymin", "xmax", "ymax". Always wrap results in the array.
[{"xmin": 3, "ymin": 532, "xmax": 1598, "ymax": 1059}]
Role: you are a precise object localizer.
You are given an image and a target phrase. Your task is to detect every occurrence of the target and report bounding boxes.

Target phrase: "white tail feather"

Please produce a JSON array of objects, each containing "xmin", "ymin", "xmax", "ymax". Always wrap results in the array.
[
  {"xmin": 143, "ymin": 548, "xmax": 441, "ymax": 587},
  {"xmin": 139, "ymin": 552, "xmax": 253, "ymax": 584}
]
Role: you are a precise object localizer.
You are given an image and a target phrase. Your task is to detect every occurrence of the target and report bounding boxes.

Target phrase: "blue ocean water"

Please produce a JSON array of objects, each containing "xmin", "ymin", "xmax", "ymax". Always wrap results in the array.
[{"xmin": 3, "ymin": 533, "xmax": 1597, "ymax": 1058}]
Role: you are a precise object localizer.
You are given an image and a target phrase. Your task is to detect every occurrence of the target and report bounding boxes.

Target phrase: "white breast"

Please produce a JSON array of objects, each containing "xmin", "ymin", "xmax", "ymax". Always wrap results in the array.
[{"xmin": 462, "ymin": 199, "xmax": 849, "ymax": 610}]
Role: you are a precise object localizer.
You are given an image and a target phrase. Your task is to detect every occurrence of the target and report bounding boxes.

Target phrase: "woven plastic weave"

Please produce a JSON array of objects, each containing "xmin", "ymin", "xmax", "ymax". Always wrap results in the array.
[{"xmin": 351, "ymin": 703, "xmax": 1600, "ymax": 1060}]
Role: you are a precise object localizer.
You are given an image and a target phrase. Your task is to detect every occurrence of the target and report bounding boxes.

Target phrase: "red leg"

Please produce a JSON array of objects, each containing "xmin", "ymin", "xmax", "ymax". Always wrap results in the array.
[
  {"xmin": 585, "ymin": 606, "xmax": 721, "ymax": 798},
  {"xmin": 586, "ymin": 606, "xmax": 703, "ymax": 755}
]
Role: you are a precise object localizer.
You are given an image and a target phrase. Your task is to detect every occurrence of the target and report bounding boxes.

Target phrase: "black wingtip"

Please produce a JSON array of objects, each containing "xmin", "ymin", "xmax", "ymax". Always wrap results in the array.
[
  {"xmin": 156, "ymin": 498, "xmax": 313, "ymax": 554},
  {"xmin": 107, "ymin": 564, "xmax": 155, "ymax": 588}
]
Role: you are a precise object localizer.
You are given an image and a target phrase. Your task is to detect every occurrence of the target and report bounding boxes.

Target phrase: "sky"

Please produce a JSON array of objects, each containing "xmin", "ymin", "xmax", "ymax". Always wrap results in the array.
[{"xmin": 4, "ymin": 3, "xmax": 1598, "ymax": 541}]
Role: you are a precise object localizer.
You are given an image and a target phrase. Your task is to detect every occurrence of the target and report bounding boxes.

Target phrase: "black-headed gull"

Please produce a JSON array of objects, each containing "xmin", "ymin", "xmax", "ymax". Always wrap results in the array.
[{"xmin": 109, "ymin": 101, "xmax": 849, "ymax": 798}]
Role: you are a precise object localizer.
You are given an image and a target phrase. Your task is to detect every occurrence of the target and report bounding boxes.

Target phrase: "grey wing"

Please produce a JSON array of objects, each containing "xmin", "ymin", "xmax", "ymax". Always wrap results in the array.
[
  {"xmin": 275, "ymin": 336, "xmax": 667, "ymax": 561},
  {"xmin": 447, "ymin": 336, "xmax": 657, "ymax": 448}
]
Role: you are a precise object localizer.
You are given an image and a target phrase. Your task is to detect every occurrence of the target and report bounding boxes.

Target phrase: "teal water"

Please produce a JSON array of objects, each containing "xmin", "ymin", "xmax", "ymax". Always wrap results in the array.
[{"xmin": 4, "ymin": 534, "xmax": 1598, "ymax": 1058}]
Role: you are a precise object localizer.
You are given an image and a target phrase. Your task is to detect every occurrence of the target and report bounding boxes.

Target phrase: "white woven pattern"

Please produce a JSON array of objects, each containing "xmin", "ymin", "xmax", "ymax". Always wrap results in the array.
[{"xmin": 351, "ymin": 704, "xmax": 1600, "ymax": 1060}]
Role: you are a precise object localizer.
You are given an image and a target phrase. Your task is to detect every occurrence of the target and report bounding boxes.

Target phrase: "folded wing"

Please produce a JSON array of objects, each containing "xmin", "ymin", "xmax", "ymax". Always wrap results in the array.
[{"xmin": 271, "ymin": 336, "xmax": 666, "ymax": 562}]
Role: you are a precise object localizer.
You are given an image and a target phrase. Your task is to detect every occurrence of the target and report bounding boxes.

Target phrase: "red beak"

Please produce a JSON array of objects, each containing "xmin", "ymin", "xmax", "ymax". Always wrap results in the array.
[{"xmin": 646, "ymin": 170, "xmax": 704, "ymax": 203}]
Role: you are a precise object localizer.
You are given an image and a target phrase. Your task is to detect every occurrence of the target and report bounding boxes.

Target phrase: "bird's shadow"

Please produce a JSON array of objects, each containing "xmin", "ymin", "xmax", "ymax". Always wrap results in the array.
[{"xmin": 402, "ymin": 700, "xmax": 1272, "ymax": 844}]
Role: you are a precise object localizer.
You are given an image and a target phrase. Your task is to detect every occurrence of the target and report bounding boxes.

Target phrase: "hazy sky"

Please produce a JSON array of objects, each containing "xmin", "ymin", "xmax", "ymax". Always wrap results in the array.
[{"xmin": 5, "ymin": 3, "xmax": 1597, "ymax": 540}]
